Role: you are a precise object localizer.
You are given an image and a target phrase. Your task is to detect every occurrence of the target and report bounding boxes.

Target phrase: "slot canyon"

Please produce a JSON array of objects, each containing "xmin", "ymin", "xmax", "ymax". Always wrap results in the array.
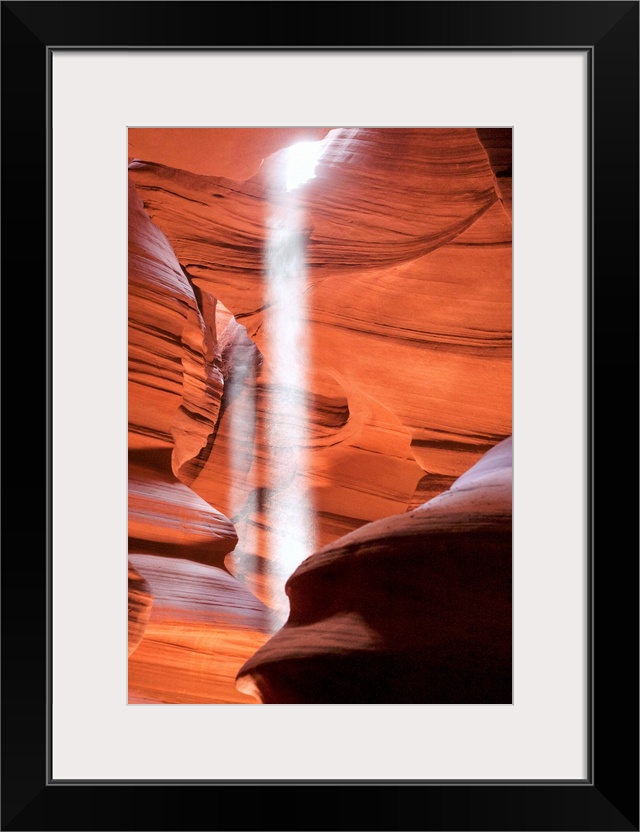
[{"xmin": 127, "ymin": 127, "xmax": 512, "ymax": 704}]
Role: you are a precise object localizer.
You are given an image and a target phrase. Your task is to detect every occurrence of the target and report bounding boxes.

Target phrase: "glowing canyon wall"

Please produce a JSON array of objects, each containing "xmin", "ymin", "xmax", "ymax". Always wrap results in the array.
[{"xmin": 128, "ymin": 127, "xmax": 512, "ymax": 704}]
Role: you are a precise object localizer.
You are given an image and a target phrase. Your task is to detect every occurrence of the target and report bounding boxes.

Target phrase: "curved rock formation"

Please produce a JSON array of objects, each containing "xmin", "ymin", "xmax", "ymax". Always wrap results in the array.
[
  {"xmin": 476, "ymin": 127, "xmax": 512, "ymax": 222},
  {"xmin": 236, "ymin": 438, "xmax": 512, "ymax": 704},
  {"xmin": 129, "ymin": 448, "xmax": 237, "ymax": 568},
  {"xmin": 128, "ymin": 172, "xmax": 274, "ymax": 700},
  {"xmin": 129, "ymin": 130, "xmax": 511, "ymax": 463},
  {"xmin": 128, "ymin": 555, "xmax": 271, "ymax": 704},
  {"xmin": 128, "ymin": 562, "xmax": 153, "ymax": 657},
  {"xmin": 129, "ymin": 127, "xmax": 511, "ymax": 614},
  {"xmin": 128, "ymin": 127, "xmax": 512, "ymax": 703},
  {"xmin": 129, "ymin": 128, "xmax": 504, "ymax": 332},
  {"xmin": 128, "ymin": 176, "xmax": 223, "ymax": 472}
]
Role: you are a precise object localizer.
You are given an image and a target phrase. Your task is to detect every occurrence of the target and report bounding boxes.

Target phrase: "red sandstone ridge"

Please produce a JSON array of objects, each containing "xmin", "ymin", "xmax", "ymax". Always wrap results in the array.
[
  {"xmin": 128, "ymin": 176, "xmax": 224, "ymax": 470},
  {"xmin": 128, "ymin": 170, "xmax": 273, "ymax": 701},
  {"xmin": 236, "ymin": 438, "xmax": 512, "ymax": 704},
  {"xmin": 128, "ymin": 556, "xmax": 271, "ymax": 704}
]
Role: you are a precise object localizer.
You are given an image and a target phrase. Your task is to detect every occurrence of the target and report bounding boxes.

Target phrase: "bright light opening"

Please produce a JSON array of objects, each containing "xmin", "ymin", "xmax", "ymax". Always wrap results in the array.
[{"xmin": 285, "ymin": 141, "xmax": 325, "ymax": 191}]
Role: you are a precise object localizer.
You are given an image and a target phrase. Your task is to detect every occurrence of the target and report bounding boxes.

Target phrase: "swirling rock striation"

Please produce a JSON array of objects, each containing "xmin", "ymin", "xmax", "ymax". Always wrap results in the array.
[
  {"xmin": 129, "ymin": 447, "xmax": 238, "ymax": 569},
  {"xmin": 128, "ymin": 175, "xmax": 272, "ymax": 701},
  {"xmin": 127, "ymin": 128, "xmax": 512, "ymax": 703},
  {"xmin": 128, "ymin": 562, "xmax": 153, "ymax": 656},
  {"xmin": 476, "ymin": 127, "xmax": 512, "ymax": 221},
  {"xmin": 128, "ymin": 176, "xmax": 223, "ymax": 476},
  {"xmin": 129, "ymin": 555, "xmax": 272, "ymax": 704},
  {"xmin": 236, "ymin": 438, "xmax": 512, "ymax": 704},
  {"xmin": 129, "ymin": 128, "xmax": 511, "ymax": 611}
]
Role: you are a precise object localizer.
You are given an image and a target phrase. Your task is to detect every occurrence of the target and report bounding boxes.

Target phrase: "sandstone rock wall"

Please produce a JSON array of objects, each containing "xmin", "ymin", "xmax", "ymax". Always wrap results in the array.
[{"xmin": 127, "ymin": 127, "xmax": 512, "ymax": 703}]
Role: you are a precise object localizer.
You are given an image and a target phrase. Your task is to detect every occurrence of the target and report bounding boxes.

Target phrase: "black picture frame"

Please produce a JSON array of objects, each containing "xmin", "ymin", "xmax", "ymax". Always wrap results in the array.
[{"xmin": 2, "ymin": 2, "xmax": 638, "ymax": 830}]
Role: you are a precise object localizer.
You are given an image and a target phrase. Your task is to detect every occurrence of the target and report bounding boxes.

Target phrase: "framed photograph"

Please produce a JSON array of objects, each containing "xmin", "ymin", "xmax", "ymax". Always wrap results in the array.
[{"xmin": 3, "ymin": 2, "xmax": 638, "ymax": 829}]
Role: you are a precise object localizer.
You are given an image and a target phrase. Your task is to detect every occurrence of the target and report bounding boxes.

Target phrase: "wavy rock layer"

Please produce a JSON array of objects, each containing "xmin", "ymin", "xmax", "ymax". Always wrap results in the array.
[
  {"xmin": 128, "ymin": 176, "xmax": 223, "ymax": 469},
  {"xmin": 129, "ymin": 128, "xmax": 504, "ymax": 321},
  {"xmin": 476, "ymin": 127, "xmax": 512, "ymax": 221},
  {"xmin": 129, "ymin": 447, "xmax": 237, "ymax": 569},
  {"xmin": 128, "ymin": 128, "xmax": 512, "ymax": 703},
  {"xmin": 128, "ymin": 562, "xmax": 153, "ymax": 656},
  {"xmin": 129, "ymin": 128, "xmax": 512, "ymax": 613},
  {"xmin": 128, "ymin": 556, "xmax": 271, "ymax": 703},
  {"xmin": 128, "ymin": 176, "xmax": 273, "ymax": 698},
  {"xmin": 236, "ymin": 438, "xmax": 512, "ymax": 704}
]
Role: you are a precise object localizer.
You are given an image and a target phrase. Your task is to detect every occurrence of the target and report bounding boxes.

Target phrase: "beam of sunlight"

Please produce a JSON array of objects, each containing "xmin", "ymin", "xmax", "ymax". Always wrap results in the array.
[
  {"xmin": 225, "ymin": 334, "xmax": 259, "ymax": 592},
  {"xmin": 262, "ymin": 145, "xmax": 319, "ymax": 623},
  {"xmin": 226, "ymin": 140, "xmax": 324, "ymax": 630},
  {"xmin": 284, "ymin": 140, "xmax": 326, "ymax": 192}
]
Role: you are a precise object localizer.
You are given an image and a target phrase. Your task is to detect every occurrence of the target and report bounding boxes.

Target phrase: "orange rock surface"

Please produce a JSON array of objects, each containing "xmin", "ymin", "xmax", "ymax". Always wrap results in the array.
[
  {"xmin": 128, "ymin": 127, "xmax": 512, "ymax": 703},
  {"xmin": 128, "ymin": 555, "xmax": 271, "ymax": 704},
  {"xmin": 237, "ymin": 438, "xmax": 512, "ymax": 703}
]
